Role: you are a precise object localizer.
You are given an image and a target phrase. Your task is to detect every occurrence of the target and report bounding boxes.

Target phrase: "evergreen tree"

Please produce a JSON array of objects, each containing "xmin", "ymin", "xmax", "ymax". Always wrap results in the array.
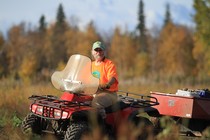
[
  {"xmin": 50, "ymin": 3, "xmax": 68, "ymax": 69},
  {"xmin": 36, "ymin": 15, "xmax": 48, "ymax": 74},
  {"xmin": 0, "ymin": 32, "xmax": 4, "ymax": 50},
  {"xmin": 137, "ymin": 0, "xmax": 147, "ymax": 52},
  {"xmin": 163, "ymin": 3, "xmax": 172, "ymax": 27},
  {"xmin": 56, "ymin": 4, "xmax": 66, "ymax": 28},
  {"xmin": 39, "ymin": 15, "xmax": 47, "ymax": 33},
  {"xmin": 54, "ymin": 3, "xmax": 67, "ymax": 34},
  {"xmin": 0, "ymin": 33, "xmax": 7, "ymax": 77}
]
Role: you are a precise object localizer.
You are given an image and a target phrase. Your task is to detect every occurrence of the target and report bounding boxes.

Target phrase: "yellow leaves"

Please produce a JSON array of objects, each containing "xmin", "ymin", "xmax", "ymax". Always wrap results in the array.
[
  {"xmin": 75, "ymin": 40, "xmax": 92, "ymax": 56},
  {"xmin": 193, "ymin": 31, "xmax": 210, "ymax": 78},
  {"xmin": 157, "ymin": 24, "xmax": 195, "ymax": 77},
  {"xmin": 56, "ymin": 61, "xmax": 66, "ymax": 71},
  {"xmin": 134, "ymin": 52, "xmax": 149, "ymax": 77},
  {"xmin": 193, "ymin": 38, "xmax": 204, "ymax": 64},
  {"xmin": 65, "ymin": 21, "xmax": 99, "ymax": 57},
  {"xmin": 2, "ymin": 15, "xmax": 208, "ymax": 83},
  {"xmin": 18, "ymin": 55, "xmax": 37, "ymax": 81},
  {"xmin": 109, "ymin": 27, "xmax": 139, "ymax": 79}
]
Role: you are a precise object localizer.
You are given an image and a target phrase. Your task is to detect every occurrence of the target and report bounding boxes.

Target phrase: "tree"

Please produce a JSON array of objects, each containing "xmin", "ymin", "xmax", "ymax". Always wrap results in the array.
[
  {"xmin": 41, "ymin": 24, "xmax": 56, "ymax": 78},
  {"xmin": 65, "ymin": 21, "xmax": 100, "ymax": 58},
  {"xmin": 0, "ymin": 33, "xmax": 7, "ymax": 77},
  {"xmin": 36, "ymin": 15, "xmax": 48, "ymax": 72},
  {"xmin": 5, "ymin": 24, "xmax": 27, "ymax": 77},
  {"xmin": 65, "ymin": 27, "xmax": 80, "ymax": 57},
  {"xmin": 39, "ymin": 15, "xmax": 47, "ymax": 33},
  {"xmin": 50, "ymin": 3, "xmax": 69, "ymax": 69},
  {"xmin": 136, "ymin": 0, "xmax": 147, "ymax": 52},
  {"xmin": 82, "ymin": 21, "xmax": 100, "ymax": 56},
  {"xmin": 56, "ymin": 4, "xmax": 66, "ymax": 29},
  {"xmin": 18, "ymin": 52, "xmax": 38, "ymax": 81},
  {"xmin": 193, "ymin": 0, "xmax": 210, "ymax": 81},
  {"xmin": 147, "ymin": 25, "xmax": 160, "ymax": 75},
  {"xmin": 0, "ymin": 33, "xmax": 4, "ymax": 49},
  {"xmin": 163, "ymin": 3, "xmax": 172, "ymax": 27},
  {"xmin": 4, "ymin": 23, "xmax": 40, "ymax": 80},
  {"xmin": 157, "ymin": 23, "xmax": 195, "ymax": 81},
  {"xmin": 0, "ymin": 33, "xmax": 4, "ymax": 55},
  {"xmin": 110, "ymin": 27, "xmax": 137, "ymax": 79}
]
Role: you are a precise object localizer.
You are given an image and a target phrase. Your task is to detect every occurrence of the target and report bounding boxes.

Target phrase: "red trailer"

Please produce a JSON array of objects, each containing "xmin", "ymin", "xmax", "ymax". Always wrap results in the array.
[{"xmin": 149, "ymin": 89, "xmax": 210, "ymax": 137}]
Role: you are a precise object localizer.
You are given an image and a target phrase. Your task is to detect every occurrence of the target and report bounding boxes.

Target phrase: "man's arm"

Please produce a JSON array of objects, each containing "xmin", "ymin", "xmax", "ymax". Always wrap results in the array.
[
  {"xmin": 107, "ymin": 77, "xmax": 117, "ymax": 87},
  {"xmin": 99, "ymin": 77, "xmax": 116, "ymax": 89}
]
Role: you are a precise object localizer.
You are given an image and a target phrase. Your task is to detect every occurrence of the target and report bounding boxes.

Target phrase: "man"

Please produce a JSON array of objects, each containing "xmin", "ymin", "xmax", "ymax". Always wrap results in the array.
[{"xmin": 91, "ymin": 41, "xmax": 118, "ymax": 119}]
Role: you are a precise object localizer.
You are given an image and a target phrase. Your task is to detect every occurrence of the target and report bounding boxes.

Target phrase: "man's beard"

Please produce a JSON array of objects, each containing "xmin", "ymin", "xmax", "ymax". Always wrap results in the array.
[{"xmin": 95, "ymin": 55, "xmax": 104, "ymax": 61}]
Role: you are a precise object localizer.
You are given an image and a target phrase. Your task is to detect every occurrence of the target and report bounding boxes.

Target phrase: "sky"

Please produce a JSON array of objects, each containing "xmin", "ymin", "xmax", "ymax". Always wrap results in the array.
[{"xmin": 0, "ymin": 0, "xmax": 195, "ymax": 36}]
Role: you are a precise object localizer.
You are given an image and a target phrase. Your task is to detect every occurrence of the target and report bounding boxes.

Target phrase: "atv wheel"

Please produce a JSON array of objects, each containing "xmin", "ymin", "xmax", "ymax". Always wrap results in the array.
[
  {"xmin": 21, "ymin": 113, "xmax": 42, "ymax": 135},
  {"xmin": 64, "ymin": 122, "xmax": 90, "ymax": 140},
  {"xmin": 132, "ymin": 117, "xmax": 154, "ymax": 140}
]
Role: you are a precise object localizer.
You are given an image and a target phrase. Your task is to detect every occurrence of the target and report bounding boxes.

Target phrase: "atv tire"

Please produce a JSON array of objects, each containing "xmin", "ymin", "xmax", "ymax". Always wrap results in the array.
[
  {"xmin": 64, "ymin": 122, "xmax": 90, "ymax": 140},
  {"xmin": 132, "ymin": 117, "xmax": 154, "ymax": 140},
  {"xmin": 21, "ymin": 113, "xmax": 42, "ymax": 135}
]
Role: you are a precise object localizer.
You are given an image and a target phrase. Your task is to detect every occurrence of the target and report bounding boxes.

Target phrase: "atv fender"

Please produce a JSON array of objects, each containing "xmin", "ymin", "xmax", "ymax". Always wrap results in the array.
[
  {"xmin": 71, "ymin": 110, "xmax": 90, "ymax": 122},
  {"xmin": 128, "ymin": 107, "xmax": 160, "ymax": 121},
  {"xmin": 144, "ymin": 107, "xmax": 161, "ymax": 117},
  {"xmin": 71, "ymin": 110, "xmax": 103, "ymax": 124}
]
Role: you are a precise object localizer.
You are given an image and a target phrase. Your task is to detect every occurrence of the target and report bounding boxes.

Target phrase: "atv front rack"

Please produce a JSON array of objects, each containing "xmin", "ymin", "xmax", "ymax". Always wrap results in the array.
[
  {"xmin": 29, "ymin": 95, "xmax": 91, "ymax": 108},
  {"xmin": 29, "ymin": 95, "xmax": 91, "ymax": 120},
  {"xmin": 117, "ymin": 90, "xmax": 159, "ymax": 108}
]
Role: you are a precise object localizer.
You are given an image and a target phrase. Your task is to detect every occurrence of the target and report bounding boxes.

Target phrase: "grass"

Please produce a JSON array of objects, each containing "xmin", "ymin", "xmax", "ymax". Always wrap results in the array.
[
  {"xmin": 0, "ymin": 79, "xmax": 61, "ymax": 140},
  {"xmin": 0, "ymin": 78, "xmax": 209, "ymax": 139}
]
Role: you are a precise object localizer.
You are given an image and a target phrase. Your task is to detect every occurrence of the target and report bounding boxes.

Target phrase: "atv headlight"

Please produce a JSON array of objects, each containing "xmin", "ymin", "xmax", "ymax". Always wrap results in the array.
[
  {"xmin": 31, "ymin": 104, "xmax": 38, "ymax": 113},
  {"xmin": 54, "ymin": 109, "xmax": 68, "ymax": 119},
  {"xmin": 31, "ymin": 104, "xmax": 43, "ymax": 115},
  {"xmin": 37, "ymin": 106, "xmax": 43, "ymax": 114}
]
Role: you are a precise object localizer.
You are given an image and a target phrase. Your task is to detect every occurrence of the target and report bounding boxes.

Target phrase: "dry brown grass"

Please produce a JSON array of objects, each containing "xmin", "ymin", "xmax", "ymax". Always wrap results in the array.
[
  {"xmin": 0, "ymin": 79, "xmax": 61, "ymax": 140},
  {"xmin": 0, "ymin": 78, "xmax": 209, "ymax": 139}
]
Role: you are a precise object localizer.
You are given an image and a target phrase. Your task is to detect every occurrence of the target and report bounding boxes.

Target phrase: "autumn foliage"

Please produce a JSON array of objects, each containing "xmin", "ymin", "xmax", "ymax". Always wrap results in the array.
[
  {"xmin": 0, "ymin": 1, "xmax": 210, "ymax": 139},
  {"xmin": 0, "ymin": 1, "xmax": 210, "ymax": 86}
]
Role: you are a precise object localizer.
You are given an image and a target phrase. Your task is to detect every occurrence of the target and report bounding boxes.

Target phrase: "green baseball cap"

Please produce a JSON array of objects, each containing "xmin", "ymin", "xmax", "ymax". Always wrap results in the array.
[{"xmin": 92, "ymin": 41, "xmax": 106, "ymax": 50}]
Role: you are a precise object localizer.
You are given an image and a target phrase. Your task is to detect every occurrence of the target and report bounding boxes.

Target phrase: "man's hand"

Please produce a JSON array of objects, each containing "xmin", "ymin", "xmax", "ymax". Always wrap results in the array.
[{"xmin": 99, "ymin": 83, "xmax": 111, "ymax": 89}]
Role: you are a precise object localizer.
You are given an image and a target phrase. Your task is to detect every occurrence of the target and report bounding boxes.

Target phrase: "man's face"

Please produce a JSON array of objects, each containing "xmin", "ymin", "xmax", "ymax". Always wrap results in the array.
[{"xmin": 92, "ymin": 48, "xmax": 105, "ymax": 61}]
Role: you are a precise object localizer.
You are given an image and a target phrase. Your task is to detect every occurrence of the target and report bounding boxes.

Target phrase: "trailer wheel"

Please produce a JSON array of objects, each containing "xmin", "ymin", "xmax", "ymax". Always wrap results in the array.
[
  {"xmin": 21, "ymin": 113, "xmax": 42, "ymax": 135},
  {"xmin": 64, "ymin": 122, "xmax": 90, "ymax": 140}
]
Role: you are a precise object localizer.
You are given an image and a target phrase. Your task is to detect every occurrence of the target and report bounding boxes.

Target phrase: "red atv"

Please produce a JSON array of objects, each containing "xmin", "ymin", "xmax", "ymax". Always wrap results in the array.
[{"xmin": 21, "ymin": 54, "xmax": 159, "ymax": 140}]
